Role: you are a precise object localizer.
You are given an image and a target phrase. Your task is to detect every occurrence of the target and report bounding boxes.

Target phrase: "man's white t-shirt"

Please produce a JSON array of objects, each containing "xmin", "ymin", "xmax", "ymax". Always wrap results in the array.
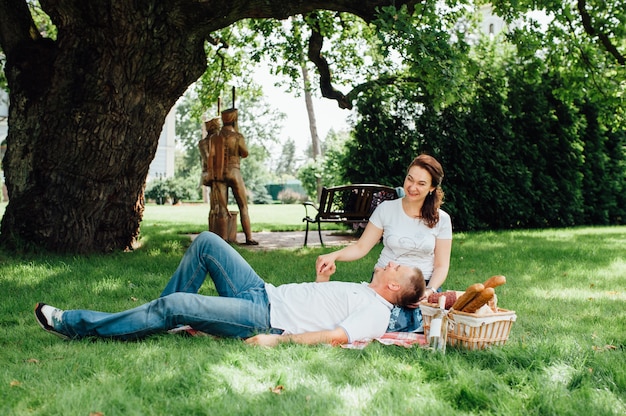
[
  {"xmin": 368, "ymin": 198, "xmax": 452, "ymax": 280},
  {"xmin": 265, "ymin": 281, "xmax": 392, "ymax": 342}
]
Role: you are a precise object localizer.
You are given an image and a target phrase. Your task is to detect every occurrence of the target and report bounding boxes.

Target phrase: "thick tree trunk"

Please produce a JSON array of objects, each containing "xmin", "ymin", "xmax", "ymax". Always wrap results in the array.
[{"xmin": 1, "ymin": 2, "xmax": 205, "ymax": 253}]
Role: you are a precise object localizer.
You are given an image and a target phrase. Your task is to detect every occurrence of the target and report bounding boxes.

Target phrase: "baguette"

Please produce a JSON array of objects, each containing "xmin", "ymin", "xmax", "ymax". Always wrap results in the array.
[
  {"xmin": 451, "ymin": 283, "xmax": 484, "ymax": 311},
  {"xmin": 483, "ymin": 275, "xmax": 506, "ymax": 289},
  {"xmin": 461, "ymin": 287, "xmax": 495, "ymax": 313}
]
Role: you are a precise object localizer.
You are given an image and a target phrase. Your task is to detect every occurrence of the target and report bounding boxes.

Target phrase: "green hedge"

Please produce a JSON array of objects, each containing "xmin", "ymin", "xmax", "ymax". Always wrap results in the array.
[{"xmin": 344, "ymin": 60, "xmax": 625, "ymax": 231}]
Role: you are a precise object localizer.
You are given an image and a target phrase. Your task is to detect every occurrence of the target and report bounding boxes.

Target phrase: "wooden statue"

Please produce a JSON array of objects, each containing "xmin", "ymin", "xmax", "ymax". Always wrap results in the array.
[{"xmin": 201, "ymin": 109, "xmax": 257, "ymax": 245}]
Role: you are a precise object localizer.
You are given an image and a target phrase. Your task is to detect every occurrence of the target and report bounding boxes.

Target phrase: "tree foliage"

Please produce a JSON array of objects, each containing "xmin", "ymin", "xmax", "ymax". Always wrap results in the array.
[
  {"xmin": 0, "ymin": 0, "xmax": 624, "ymax": 252},
  {"xmin": 297, "ymin": 129, "xmax": 351, "ymax": 200}
]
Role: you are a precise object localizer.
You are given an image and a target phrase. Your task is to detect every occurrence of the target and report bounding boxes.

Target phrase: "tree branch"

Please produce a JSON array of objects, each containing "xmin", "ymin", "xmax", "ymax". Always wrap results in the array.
[
  {"xmin": 307, "ymin": 18, "xmax": 352, "ymax": 109},
  {"xmin": 577, "ymin": 0, "xmax": 625, "ymax": 65},
  {"xmin": 345, "ymin": 75, "xmax": 426, "ymax": 103},
  {"xmin": 0, "ymin": 0, "xmax": 41, "ymax": 54},
  {"xmin": 228, "ymin": 0, "xmax": 420, "ymax": 23},
  {"xmin": 0, "ymin": 1, "xmax": 57, "ymax": 100}
]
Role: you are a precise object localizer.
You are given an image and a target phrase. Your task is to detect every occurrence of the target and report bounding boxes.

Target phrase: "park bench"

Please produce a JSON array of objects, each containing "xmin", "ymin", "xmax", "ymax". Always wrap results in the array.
[{"xmin": 302, "ymin": 184, "xmax": 401, "ymax": 247}]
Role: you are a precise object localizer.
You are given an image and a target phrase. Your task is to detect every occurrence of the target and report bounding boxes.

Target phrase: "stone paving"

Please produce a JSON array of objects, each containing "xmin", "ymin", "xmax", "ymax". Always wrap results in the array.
[{"xmin": 192, "ymin": 230, "xmax": 358, "ymax": 250}]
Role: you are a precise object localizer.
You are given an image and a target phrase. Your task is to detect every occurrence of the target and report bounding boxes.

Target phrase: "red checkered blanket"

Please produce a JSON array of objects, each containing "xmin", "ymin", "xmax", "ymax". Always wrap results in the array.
[{"xmin": 342, "ymin": 332, "xmax": 427, "ymax": 349}]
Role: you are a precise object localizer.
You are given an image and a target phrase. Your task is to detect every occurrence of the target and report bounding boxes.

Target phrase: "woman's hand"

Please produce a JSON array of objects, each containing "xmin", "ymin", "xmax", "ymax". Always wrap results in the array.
[{"xmin": 419, "ymin": 288, "xmax": 436, "ymax": 302}]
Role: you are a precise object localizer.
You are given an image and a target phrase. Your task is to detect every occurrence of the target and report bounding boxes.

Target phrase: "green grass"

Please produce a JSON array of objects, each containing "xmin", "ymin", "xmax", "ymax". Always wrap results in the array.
[
  {"xmin": 1, "ymin": 202, "xmax": 625, "ymax": 415},
  {"xmin": 142, "ymin": 202, "xmax": 343, "ymax": 234}
]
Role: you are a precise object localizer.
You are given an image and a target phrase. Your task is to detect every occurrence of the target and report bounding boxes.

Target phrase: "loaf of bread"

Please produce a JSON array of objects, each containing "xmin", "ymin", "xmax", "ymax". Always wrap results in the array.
[
  {"xmin": 461, "ymin": 287, "xmax": 495, "ymax": 313},
  {"xmin": 483, "ymin": 275, "xmax": 506, "ymax": 289},
  {"xmin": 451, "ymin": 283, "xmax": 484, "ymax": 311}
]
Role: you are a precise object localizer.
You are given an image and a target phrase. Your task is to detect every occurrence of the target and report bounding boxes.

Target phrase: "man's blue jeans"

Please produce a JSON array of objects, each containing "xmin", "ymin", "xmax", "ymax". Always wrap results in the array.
[{"xmin": 59, "ymin": 232, "xmax": 273, "ymax": 340}]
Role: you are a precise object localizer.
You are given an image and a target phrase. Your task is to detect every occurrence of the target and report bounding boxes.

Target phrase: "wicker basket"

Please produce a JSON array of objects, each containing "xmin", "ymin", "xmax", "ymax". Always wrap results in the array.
[{"xmin": 420, "ymin": 303, "xmax": 517, "ymax": 350}]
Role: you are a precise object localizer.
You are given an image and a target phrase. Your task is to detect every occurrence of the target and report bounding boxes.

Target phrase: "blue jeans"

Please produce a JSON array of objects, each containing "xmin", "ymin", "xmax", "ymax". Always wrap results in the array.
[
  {"xmin": 59, "ymin": 232, "xmax": 273, "ymax": 340},
  {"xmin": 387, "ymin": 306, "xmax": 423, "ymax": 333},
  {"xmin": 367, "ymin": 271, "xmax": 424, "ymax": 333},
  {"xmin": 386, "ymin": 284, "xmax": 440, "ymax": 332}
]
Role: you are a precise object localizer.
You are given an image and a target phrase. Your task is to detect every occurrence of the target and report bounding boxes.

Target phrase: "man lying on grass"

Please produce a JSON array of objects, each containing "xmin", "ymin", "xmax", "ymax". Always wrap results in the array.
[{"xmin": 35, "ymin": 231, "xmax": 425, "ymax": 347}]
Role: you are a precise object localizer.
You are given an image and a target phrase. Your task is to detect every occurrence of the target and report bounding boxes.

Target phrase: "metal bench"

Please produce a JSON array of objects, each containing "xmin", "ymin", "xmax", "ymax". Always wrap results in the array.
[{"xmin": 302, "ymin": 184, "xmax": 400, "ymax": 246}]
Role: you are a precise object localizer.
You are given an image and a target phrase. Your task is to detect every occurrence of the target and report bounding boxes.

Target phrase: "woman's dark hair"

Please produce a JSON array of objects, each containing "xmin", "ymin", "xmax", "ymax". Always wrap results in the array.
[{"xmin": 407, "ymin": 154, "xmax": 444, "ymax": 228}]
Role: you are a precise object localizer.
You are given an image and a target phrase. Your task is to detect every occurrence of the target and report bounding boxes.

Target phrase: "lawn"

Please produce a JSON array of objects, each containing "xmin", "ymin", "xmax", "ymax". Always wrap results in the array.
[
  {"xmin": 142, "ymin": 202, "xmax": 311, "ymax": 231},
  {"xmin": 0, "ymin": 202, "xmax": 625, "ymax": 415}
]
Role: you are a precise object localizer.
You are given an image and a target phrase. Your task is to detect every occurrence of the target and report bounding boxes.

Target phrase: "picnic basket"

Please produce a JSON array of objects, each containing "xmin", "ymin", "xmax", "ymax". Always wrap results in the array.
[{"xmin": 420, "ymin": 301, "xmax": 517, "ymax": 350}]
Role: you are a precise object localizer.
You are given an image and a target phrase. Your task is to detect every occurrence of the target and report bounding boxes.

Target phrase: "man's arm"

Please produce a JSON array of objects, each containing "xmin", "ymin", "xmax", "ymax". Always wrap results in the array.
[{"xmin": 245, "ymin": 327, "xmax": 349, "ymax": 347}]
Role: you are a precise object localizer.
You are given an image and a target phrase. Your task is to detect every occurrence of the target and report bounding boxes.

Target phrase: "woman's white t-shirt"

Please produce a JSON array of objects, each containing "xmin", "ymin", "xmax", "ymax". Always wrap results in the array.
[{"xmin": 368, "ymin": 198, "xmax": 452, "ymax": 280}]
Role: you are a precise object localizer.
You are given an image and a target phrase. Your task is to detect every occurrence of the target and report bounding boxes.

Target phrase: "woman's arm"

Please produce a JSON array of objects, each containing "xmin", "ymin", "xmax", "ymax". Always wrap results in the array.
[
  {"xmin": 315, "ymin": 223, "xmax": 383, "ymax": 281},
  {"xmin": 422, "ymin": 238, "xmax": 452, "ymax": 299}
]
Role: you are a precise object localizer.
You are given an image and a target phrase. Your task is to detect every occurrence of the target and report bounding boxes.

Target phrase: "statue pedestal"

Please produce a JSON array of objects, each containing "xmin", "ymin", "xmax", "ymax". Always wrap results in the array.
[
  {"xmin": 209, "ymin": 211, "xmax": 238, "ymax": 243},
  {"xmin": 226, "ymin": 211, "xmax": 238, "ymax": 242}
]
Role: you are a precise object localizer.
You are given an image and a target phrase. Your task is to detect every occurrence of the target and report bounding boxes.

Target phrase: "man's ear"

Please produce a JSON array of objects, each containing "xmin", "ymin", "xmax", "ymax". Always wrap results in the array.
[{"xmin": 388, "ymin": 281, "xmax": 401, "ymax": 291}]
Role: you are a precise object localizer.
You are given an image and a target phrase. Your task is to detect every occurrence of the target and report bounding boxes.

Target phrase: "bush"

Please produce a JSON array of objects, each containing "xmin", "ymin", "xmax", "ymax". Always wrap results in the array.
[
  {"xmin": 145, "ymin": 180, "xmax": 170, "ymax": 205},
  {"xmin": 277, "ymin": 188, "xmax": 306, "ymax": 204},
  {"xmin": 145, "ymin": 176, "xmax": 200, "ymax": 205},
  {"xmin": 297, "ymin": 130, "xmax": 350, "ymax": 201}
]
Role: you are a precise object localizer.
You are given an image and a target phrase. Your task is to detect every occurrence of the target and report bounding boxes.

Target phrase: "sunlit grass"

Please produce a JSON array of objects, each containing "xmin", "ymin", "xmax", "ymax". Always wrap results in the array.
[{"xmin": 0, "ymin": 202, "xmax": 625, "ymax": 415}]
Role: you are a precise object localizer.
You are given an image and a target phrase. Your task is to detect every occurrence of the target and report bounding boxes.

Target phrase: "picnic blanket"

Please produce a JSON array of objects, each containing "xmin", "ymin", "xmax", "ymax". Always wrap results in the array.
[
  {"xmin": 341, "ymin": 332, "xmax": 427, "ymax": 349},
  {"xmin": 168, "ymin": 326, "xmax": 427, "ymax": 349}
]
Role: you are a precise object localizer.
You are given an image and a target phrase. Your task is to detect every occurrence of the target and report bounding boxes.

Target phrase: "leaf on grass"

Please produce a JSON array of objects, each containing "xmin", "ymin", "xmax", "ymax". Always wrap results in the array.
[
  {"xmin": 131, "ymin": 296, "xmax": 138, "ymax": 302},
  {"xmin": 26, "ymin": 358, "xmax": 39, "ymax": 364},
  {"xmin": 270, "ymin": 385, "xmax": 284, "ymax": 394},
  {"xmin": 10, "ymin": 380, "xmax": 21, "ymax": 387},
  {"xmin": 592, "ymin": 344, "xmax": 617, "ymax": 352},
  {"xmin": 90, "ymin": 412, "xmax": 105, "ymax": 416}
]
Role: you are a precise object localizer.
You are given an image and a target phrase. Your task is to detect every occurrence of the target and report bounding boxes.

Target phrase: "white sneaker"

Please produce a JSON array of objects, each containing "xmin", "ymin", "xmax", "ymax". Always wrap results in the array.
[{"xmin": 34, "ymin": 303, "xmax": 69, "ymax": 340}]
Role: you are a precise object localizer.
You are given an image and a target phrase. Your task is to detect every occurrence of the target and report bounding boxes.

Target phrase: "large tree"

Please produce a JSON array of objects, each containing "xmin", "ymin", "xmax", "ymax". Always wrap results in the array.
[{"xmin": 0, "ymin": 0, "xmax": 419, "ymax": 253}]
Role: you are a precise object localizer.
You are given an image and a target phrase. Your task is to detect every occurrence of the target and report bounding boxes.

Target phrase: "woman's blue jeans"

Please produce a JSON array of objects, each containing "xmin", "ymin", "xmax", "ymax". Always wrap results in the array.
[
  {"xmin": 387, "ymin": 306, "xmax": 423, "ymax": 333},
  {"xmin": 59, "ymin": 232, "xmax": 273, "ymax": 340}
]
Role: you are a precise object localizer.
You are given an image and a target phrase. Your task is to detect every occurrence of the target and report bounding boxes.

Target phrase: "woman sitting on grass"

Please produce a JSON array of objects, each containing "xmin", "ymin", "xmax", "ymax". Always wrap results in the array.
[{"xmin": 315, "ymin": 154, "xmax": 452, "ymax": 332}]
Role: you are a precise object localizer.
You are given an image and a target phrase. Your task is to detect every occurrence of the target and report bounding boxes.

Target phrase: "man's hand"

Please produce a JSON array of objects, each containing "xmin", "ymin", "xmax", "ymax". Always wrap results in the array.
[
  {"xmin": 316, "ymin": 262, "xmax": 336, "ymax": 282},
  {"xmin": 315, "ymin": 254, "xmax": 337, "ymax": 282},
  {"xmin": 245, "ymin": 334, "xmax": 281, "ymax": 347}
]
